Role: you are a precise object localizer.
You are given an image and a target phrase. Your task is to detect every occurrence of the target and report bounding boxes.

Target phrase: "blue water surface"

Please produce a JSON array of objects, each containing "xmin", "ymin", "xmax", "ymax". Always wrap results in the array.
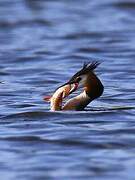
[{"xmin": 0, "ymin": 0, "xmax": 135, "ymax": 179}]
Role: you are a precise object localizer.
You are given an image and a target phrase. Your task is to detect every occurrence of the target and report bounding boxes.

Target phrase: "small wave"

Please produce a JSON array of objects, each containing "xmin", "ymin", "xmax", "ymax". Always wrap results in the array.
[
  {"xmin": 1, "ymin": 135, "xmax": 134, "ymax": 150},
  {"xmin": 113, "ymin": 1, "xmax": 135, "ymax": 9},
  {"xmin": 3, "ymin": 105, "xmax": 135, "ymax": 120},
  {"xmin": 2, "ymin": 111, "xmax": 54, "ymax": 120}
]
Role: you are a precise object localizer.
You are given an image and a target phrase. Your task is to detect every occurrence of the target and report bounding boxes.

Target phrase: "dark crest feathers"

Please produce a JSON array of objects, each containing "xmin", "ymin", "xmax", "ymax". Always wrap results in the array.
[
  {"xmin": 83, "ymin": 61, "xmax": 100, "ymax": 71},
  {"xmin": 68, "ymin": 61, "xmax": 100, "ymax": 83},
  {"xmin": 77, "ymin": 61, "xmax": 100, "ymax": 75}
]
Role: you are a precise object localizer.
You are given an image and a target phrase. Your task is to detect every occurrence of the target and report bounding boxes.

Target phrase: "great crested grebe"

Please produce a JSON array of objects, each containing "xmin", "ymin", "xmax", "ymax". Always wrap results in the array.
[{"xmin": 44, "ymin": 61, "xmax": 104, "ymax": 111}]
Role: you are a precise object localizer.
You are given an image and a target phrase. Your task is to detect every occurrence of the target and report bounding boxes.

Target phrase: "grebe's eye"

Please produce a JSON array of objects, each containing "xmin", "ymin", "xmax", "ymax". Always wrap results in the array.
[{"xmin": 76, "ymin": 77, "xmax": 81, "ymax": 82}]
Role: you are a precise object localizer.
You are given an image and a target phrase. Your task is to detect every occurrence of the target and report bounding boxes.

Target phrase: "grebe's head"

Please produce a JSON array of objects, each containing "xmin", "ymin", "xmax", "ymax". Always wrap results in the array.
[
  {"xmin": 67, "ymin": 61, "xmax": 100, "ymax": 88},
  {"xmin": 57, "ymin": 61, "xmax": 103, "ymax": 99},
  {"xmin": 65, "ymin": 61, "xmax": 104, "ymax": 100}
]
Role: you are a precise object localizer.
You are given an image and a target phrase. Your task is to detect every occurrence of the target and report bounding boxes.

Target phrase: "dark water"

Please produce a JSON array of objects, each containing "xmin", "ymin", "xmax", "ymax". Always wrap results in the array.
[{"xmin": 0, "ymin": 0, "xmax": 135, "ymax": 179}]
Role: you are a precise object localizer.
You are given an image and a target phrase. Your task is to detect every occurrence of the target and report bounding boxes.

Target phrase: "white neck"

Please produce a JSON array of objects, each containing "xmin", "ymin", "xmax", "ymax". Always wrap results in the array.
[{"xmin": 63, "ymin": 91, "xmax": 91, "ymax": 110}]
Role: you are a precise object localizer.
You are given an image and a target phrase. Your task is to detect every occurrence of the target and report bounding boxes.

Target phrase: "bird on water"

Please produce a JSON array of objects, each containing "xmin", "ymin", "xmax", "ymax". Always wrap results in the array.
[{"xmin": 44, "ymin": 61, "xmax": 104, "ymax": 111}]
